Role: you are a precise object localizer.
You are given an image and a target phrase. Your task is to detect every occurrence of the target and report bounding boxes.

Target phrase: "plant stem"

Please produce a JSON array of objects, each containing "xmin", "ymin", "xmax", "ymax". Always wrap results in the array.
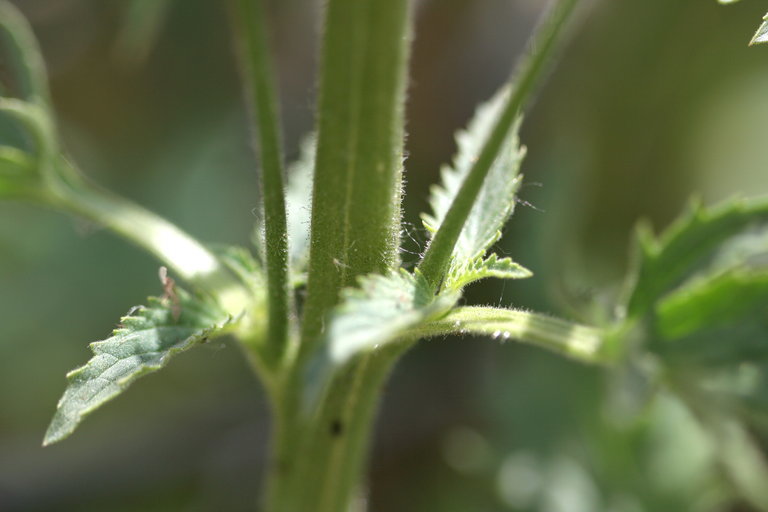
[
  {"xmin": 232, "ymin": 0, "xmax": 291, "ymax": 364},
  {"xmin": 44, "ymin": 158, "xmax": 250, "ymax": 316},
  {"xmin": 414, "ymin": 306, "xmax": 607, "ymax": 364},
  {"xmin": 265, "ymin": 348, "xmax": 403, "ymax": 512},
  {"xmin": 300, "ymin": 0, "xmax": 412, "ymax": 347},
  {"xmin": 417, "ymin": 0, "xmax": 580, "ymax": 292}
]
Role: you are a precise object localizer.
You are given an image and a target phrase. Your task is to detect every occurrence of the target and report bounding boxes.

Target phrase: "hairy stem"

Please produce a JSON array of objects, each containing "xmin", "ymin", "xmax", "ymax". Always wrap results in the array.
[
  {"xmin": 415, "ymin": 306, "xmax": 606, "ymax": 364},
  {"xmin": 417, "ymin": 0, "xmax": 580, "ymax": 291},
  {"xmin": 300, "ymin": 0, "xmax": 411, "ymax": 347},
  {"xmin": 266, "ymin": 348, "xmax": 403, "ymax": 512},
  {"xmin": 232, "ymin": 0, "xmax": 291, "ymax": 364}
]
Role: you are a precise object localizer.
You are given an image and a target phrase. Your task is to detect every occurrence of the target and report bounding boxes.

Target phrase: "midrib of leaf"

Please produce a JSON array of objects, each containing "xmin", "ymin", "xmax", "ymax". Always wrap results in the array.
[{"xmin": 301, "ymin": 0, "xmax": 411, "ymax": 346}]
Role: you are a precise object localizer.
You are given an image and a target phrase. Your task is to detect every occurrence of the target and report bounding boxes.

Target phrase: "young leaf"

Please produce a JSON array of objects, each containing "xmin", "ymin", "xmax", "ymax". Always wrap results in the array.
[
  {"xmin": 751, "ymin": 12, "xmax": 768, "ymax": 45},
  {"xmin": 44, "ymin": 288, "xmax": 233, "ymax": 445},
  {"xmin": 325, "ymin": 269, "xmax": 459, "ymax": 366},
  {"xmin": 624, "ymin": 198, "xmax": 768, "ymax": 318},
  {"xmin": 421, "ymin": 91, "xmax": 527, "ymax": 291},
  {"xmin": 446, "ymin": 253, "xmax": 532, "ymax": 290},
  {"xmin": 417, "ymin": 0, "xmax": 579, "ymax": 292}
]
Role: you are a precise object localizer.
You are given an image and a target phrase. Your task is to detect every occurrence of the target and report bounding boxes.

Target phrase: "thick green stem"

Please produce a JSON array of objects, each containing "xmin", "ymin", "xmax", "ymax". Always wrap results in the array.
[
  {"xmin": 232, "ymin": 0, "xmax": 291, "ymax": 364},
  {"xmin": 265, "ymin": 349, "xmax": 402, "ymax": 512},
  {"xmin": 418, "ymin": 0, "xmax": 579, "ymax": 291},
  {"xmin": 300, "ymin": 0, "xmax": 411, "ymax": 347}
]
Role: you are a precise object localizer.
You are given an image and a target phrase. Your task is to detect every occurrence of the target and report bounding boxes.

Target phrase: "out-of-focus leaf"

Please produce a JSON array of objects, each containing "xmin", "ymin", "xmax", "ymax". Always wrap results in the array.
[
  {"xmin": 656, "ymin": 270, "xmax": 768, "ymax": 340},
  {"xmin": 624, "ymin": 198, "xmax": 768, "ymax": 318},
  {"xmin": 112, "ymin": 0, "xmax": 174, "ymax": 67},
  {"xmin": 0, "ymin": 0, "xmax": 49, "ymax": 104},
  {"xmin": 421, "ymin": 90, "xmax": 526, "ymax": 290},
  {"xmin": 44, "ymin": 288, "xmax": 232, "ymax": 445}
]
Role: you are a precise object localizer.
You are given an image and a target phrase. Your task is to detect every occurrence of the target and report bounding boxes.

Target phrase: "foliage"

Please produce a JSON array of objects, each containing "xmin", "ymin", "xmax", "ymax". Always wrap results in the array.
[{"xmin": 1, "ymin": 0, "xmax": 768, "ymax": 511}]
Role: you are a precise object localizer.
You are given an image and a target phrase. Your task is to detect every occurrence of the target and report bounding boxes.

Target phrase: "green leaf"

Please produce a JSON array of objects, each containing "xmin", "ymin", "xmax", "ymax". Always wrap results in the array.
[
  {"xmin": 751, "ymin": 12, "xmax": 768, "ymax": 45},
  {"xmin": 417, "ymin": 0, "xmax": 578, "ymax": 292},
  {"xmin": 414, "ymin": 306, "xmax": 606, "ymax": 363},
  {"xmin": 44, "ymin": 288, "xmax": 233, "ymax": 445},
  {"xmin": 656, "ymin": 270, "xmax": 768, "ymax": 341},
  {"xmin": 0, "ymin": 0, "xmax": 50, "ymax": 105},
  {"xmin": 446, "ymin": 253, "xmax": 531, "ymax": 290},
  {"xmin": 421, "ymin": 90, "xmax": 526, "ymax": 290},
  {"xmin": 325, "ymin": 269, "xmax": 458, "ymax": 366},
  {"xmin": 0, "ymin": 145, "xmax": 36, "ymax": 197},
  {"xmin": 624, "ymin": 198, "xmax": 768, "ymax": 318},
  {"xmin": 112, "ymin": 0, "xmax": 173, "ymax": 67}
]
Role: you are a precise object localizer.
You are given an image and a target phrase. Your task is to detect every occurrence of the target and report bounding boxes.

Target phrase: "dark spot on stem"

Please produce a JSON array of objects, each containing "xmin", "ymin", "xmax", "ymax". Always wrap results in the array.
[{"xmin": 330, "ymin": 419, "xmax": 343, "ymax": 437}]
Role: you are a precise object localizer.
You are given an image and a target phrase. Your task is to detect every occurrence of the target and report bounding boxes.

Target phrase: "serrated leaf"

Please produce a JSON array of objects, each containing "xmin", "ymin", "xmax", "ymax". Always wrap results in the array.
[
  {"xmin": 624, "ymin": 198, "xmax": 768, "ymax": 317},
  {"xmin": 44, "ymin": 288, "xmax": 232, "ymax": 445},
  {"xmin": 421, "ymin": 89, "xmax": 525, "ymax": 277},
  {"xmin": 446, "ymin": 253, "xmax": 532, "ymax": 290},
  {"xmin": 326, "ymin": 269, "xmax": 459, "ymax": 366},
  {"xmin": 751, "ymin": 13, "xmax": 768, "ymax": 45}
]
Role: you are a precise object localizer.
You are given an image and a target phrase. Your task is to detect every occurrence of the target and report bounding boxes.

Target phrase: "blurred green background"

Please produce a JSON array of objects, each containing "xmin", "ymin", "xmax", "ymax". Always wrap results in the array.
[{"xmin": 2, "ymin": 0, "xmax": 768, "ymax": 510}]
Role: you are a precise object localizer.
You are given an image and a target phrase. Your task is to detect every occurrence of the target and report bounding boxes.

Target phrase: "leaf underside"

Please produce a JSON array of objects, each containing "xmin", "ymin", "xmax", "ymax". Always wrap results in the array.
[
  {"xmin": 44, "ymin": 289, "xmax": 231, "ymax": 445},
  {"xmin": 326, "ymin": 269, "xmax": 459, "ymax": 366},
  {"xmin": 421, "ymin": 89, "xmax": 530, "ymax": 290}
]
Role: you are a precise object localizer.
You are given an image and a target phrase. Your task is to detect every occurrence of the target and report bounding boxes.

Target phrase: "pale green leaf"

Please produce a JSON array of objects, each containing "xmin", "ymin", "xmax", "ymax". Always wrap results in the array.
[
  {"xmin": 44, "ymin": 289, "xmax": 232, "ymax": 445},
  {"xmin": 624, "ymin": 198, "xmax": 768, "ymax": 317},
  {"xmin": 325, "ymin": 269, "xmax": 459, "ymax": 366},
  {"xmin": 421, "ymin": 90, "xmax": 526, "ymax": 278},
  {"xmin": 285, "ymin": 136, "xmax": 314, "ymax": 283},
  {"xmin": 751, "ymin": 13, "xmax": 768, "ymax": 45},
  {"xmin": 446, "ymin": 253, "xmax": 532, "ymax": 290}
]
